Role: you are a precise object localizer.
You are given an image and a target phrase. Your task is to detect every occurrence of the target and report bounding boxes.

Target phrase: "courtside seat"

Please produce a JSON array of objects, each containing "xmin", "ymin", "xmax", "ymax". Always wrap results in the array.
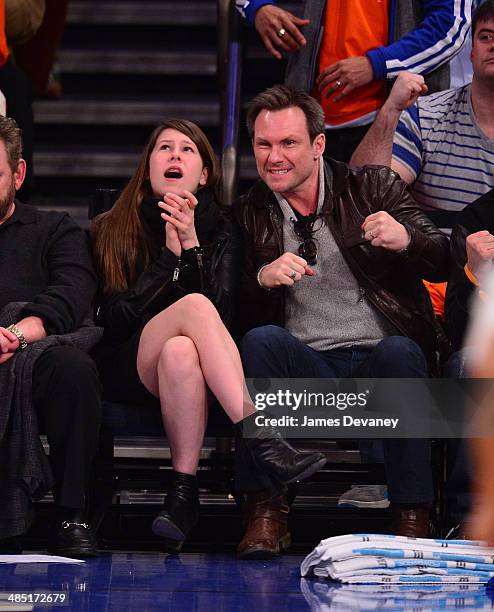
[{"xmin": 101, "ymin": 399, "xmax": 232, "ymax": 438}]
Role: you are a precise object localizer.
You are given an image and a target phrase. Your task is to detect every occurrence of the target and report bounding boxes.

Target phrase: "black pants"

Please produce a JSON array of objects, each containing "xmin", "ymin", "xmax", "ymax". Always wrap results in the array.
[{"xmin": 32, "ymin": 346, "xmax": 102, "ymax": 509}]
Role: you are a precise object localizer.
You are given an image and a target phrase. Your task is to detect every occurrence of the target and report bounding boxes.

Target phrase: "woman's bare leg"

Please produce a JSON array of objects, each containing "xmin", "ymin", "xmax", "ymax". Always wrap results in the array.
[
  {"xmin": 137, "ymin": 293, "xmax": 253, "ymax": 424},
  {"xmin": 157, "ymin": 336, "xmax": 208, "ymax": 474}
]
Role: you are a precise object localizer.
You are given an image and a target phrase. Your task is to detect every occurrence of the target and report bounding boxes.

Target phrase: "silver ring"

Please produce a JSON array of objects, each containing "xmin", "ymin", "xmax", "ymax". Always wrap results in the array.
[
  {"xmin": 278, "ymin": 28, "xmax": 286, "ymax": 38},
  {"xmin": 335, "ymin": 80, "xmax": 342, "ymax": 88},
  {"xmin": 289, "ymin": 271, "xmax": 297, "ymax": 280}
]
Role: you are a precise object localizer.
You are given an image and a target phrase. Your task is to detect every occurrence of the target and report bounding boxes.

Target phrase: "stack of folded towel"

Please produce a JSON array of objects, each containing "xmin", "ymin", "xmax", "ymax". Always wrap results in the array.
[{"xmin": 301, "ymin": 534, "xmax": 494, "ymax": 584}]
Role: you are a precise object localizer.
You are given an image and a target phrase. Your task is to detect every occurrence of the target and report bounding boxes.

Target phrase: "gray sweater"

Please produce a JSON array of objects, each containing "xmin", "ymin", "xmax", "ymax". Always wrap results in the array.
[{"xmin": 276, "ymin": 169, "xmax": 396, "ymax": 351}]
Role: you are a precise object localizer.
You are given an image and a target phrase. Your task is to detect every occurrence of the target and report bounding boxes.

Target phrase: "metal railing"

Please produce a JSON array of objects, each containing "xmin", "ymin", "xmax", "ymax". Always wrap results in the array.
[{"xmin": 217, "ymin": 0, "xmax": 243, "ymax": 207}]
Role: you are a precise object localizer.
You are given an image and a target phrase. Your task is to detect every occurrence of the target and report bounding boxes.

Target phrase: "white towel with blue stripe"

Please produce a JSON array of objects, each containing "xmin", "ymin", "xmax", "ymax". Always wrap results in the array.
[
  {"xmin": 301, "ymin": 579, "xmax": 493, "ymax": 611},
  {"xmin": 301, "ymin": 534, "xmax": 494, "ymax": 584}
]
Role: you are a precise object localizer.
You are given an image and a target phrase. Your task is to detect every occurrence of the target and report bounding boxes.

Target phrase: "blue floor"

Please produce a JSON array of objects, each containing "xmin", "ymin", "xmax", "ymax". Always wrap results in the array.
[{"xmin": 1, "ymin": 552, "xmax": 493, "ymax": 611}]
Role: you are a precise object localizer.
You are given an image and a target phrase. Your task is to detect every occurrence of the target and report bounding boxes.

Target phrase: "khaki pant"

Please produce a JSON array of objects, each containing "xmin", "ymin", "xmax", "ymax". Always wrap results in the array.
[{"xmin": 5, "ymin": 0, "xmax": 46, "ymax": 46}]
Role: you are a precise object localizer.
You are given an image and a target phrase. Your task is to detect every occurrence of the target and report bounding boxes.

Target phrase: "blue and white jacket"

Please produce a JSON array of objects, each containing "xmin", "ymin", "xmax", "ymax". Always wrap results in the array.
[{"xmin": 236, "ymin": 0, "xmax": 471, "ymax": 91}]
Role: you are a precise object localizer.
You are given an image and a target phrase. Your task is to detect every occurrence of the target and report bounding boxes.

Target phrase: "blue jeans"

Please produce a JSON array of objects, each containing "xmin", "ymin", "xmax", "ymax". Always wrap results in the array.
[{"xmin": 238, "ymin": 326, "xmax": 433, "ymax": 504}]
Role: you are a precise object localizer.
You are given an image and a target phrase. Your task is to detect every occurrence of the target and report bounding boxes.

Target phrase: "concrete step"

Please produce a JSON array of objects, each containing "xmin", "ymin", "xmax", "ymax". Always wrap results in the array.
[
  {"xmin": 33, "ymin": 97, "xmax": 220, "ymax": 126},
  {"xmin": 58, "ymin": 48, "xmax": 216, "ymax": 75},
  {"xmin": 67, "ymin": 1, "xmax": 216, "ymax": 26},
  {"xmin": 34, "ymin": 150, "xmax": 257, "ymax": 179},
  {"xmin": 34, "ymin": 150, "xmax": 138, "ymax": 177},
  {"xmin": 67, "ymin": 1, "xmax": 300, "ymax": 27}
]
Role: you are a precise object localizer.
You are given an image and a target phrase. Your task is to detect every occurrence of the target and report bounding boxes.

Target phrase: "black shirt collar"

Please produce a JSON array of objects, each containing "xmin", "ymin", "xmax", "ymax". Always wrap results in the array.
[{"xmin": 0, "ymin": 199, "xmax": 38, "ymax": 230}]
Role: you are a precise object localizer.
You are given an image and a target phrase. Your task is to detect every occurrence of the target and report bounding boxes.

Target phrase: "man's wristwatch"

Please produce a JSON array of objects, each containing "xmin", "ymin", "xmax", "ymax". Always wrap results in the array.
[{"xmin": 6, "ymin": 323, "xmax": 28, "ymax": 350}]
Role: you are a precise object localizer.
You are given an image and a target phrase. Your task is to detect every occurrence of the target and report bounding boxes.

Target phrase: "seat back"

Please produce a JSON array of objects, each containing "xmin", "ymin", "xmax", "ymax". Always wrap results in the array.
[{"xmin": 89, "ymin": 188, "xmax": 121, "ymax": 219}]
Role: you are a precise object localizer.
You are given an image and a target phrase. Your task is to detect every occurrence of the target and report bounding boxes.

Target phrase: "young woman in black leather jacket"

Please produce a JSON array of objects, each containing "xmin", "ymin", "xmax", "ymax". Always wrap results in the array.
[{"xmin": 91, "ymin": 119, "xmax": 325, "ymax": 552}]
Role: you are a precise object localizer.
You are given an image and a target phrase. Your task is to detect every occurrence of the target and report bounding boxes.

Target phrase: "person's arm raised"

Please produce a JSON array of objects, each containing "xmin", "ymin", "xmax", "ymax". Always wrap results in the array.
[{"xmin": 350, "ymin": 72, "xmax": 427, "ymax": 180}]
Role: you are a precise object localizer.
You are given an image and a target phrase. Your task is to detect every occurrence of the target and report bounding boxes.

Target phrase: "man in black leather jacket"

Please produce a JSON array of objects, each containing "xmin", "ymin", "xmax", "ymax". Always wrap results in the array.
[{"xmin": 232, "ymin": 85, "xmax": 449, "ymax": 559}]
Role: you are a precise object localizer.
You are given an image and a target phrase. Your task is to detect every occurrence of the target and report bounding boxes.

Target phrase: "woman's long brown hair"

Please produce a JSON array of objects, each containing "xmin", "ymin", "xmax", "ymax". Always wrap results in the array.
[{"xmin": 92, "ymin": 119, "xmax": 221, "ymax": 294}]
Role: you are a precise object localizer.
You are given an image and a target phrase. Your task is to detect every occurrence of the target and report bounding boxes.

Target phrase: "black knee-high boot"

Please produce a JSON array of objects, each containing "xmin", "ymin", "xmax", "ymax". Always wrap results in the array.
[
  {"xmin": 152, "ymin": 471, "xmax": 200, "ymax": 553},
  {"xmin": 235, "ymin": 413, "xmax": 326, "ymax": 492}
]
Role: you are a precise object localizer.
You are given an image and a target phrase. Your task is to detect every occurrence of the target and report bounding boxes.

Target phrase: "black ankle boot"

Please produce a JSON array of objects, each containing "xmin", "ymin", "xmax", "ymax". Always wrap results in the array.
[
  {"xmin": 236, "ymin": 414, "xmax": 327, "ymax": 489},
  {"xmin": 152, "ymin": 471, "xmax": 199, "ymax": 552}
]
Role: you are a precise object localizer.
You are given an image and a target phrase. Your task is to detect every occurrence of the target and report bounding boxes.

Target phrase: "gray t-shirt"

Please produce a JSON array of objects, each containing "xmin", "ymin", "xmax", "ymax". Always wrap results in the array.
[{"xmin": 392, "ymin": 85, "xmax": 494, "ymax": 216}]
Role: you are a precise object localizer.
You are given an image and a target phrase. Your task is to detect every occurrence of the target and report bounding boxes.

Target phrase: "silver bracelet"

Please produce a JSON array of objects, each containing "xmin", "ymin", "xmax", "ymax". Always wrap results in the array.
[{"xmin": 256, "ymin": 264, "xmax": 273, "ymax": 291}]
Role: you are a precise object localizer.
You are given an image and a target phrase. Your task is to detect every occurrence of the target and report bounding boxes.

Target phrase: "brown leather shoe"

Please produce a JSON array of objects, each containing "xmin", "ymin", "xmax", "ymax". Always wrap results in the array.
[
  {"xmin": 237, "ymin": 492, "xmax": 291, "ymax": 559},
  {"xmin": 389, "ymin": 504, "xmax": 431, "ymax": 538}
]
